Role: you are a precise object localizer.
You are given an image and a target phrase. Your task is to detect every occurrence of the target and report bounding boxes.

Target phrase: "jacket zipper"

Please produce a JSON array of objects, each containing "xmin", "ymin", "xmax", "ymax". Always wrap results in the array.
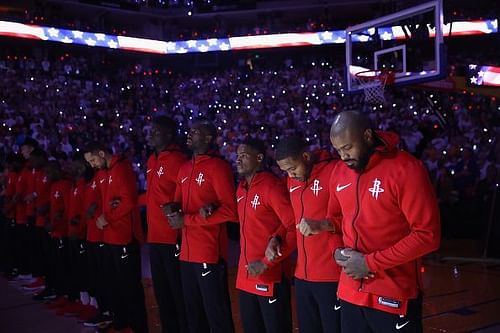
[
  {"xmin": 185, "ymin": 159, "xmax": 195, "ymax": 261},
  {"xmin": 242, "ymin": 189, "xmax": 250, "ymax": 279},
  {"xmin": 299, "ymin": 184, "xmax": 307, "ymax": 279},
  {"xmin": 352, "ymin": 173, "xmax": 363, "ymax": 291}
]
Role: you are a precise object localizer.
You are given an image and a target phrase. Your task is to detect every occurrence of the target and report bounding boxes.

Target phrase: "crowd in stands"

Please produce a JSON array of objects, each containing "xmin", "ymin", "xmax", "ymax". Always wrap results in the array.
[{"xmin": 1, "ymin": 48, "xmax": 499, "ymax": 242}]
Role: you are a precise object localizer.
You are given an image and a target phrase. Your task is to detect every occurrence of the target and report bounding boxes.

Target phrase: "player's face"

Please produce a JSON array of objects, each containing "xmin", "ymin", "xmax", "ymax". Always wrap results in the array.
[
  {"xmin": 21, "ymin": 145, "xmax": 33, "ymax": 160},
  {"xmin": 276, "ymin": 155, "xmax": 309, "ymax": 181},
  {"xmin": 186, "ymin": 123, "xmax": 211, "ymax": 152},
  {"xmin": 331, "ymin": 128, "xmax": 373, "ymax": 172},
  {"xmin": 236, "ymin": 144, "xmax": 261, "ymax": 177},
  {"xmin": 148, "ymin": 124, "xmax": 169, "ymax": 150},
  {"xmin": 84, "ymin": 151, "xmax": 106, "ymax": 169}
]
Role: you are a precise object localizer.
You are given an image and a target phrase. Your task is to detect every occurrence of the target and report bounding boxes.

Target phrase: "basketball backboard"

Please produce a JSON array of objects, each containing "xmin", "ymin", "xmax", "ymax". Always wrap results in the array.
[{"xmin": 345, "ymin": 0, "xmax": 445, "ymax": 93}]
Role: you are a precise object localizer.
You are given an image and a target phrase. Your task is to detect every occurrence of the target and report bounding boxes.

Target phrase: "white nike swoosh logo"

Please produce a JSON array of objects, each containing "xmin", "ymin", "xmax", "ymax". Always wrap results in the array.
[
  {"xmin": 289, "ymin": 186, "xmax": 301, "ymax": 193},
  {"xmin": 396, "ymin": 321, "xmax": 410, "ymax": 330},
  {"xmin": 181, "ymin": 177, "xmax": 188, "ymax": 183},
  {"xmin": 121, "ymin": 254, "xmax": 129, "ymax": 259},
  {"xmin": 237, "ymin": 196, "xmax": 245, "ymax": 203},
  {"xmin": 268, "ymin": 298, "xmax": 277, "ymax": 304},
  {"xmin": 146, "ymin": 169, "xmax": 152, "ymax": 173},
  {"xmin": 100, "ymin": 179, "xmax": 105, "ymax": 183},
  {"xmin": 334, "ymin": 305, "xmax": 341, "ymax": 310},
  {"xmin": 174, "ymin": 252, "xmax": 180, "ymax": 257},
  {"xmin": 201, "ymin": 271, "xmax": 212, "ymax": 277},
  {"xmin": 336, "ymin": 183, "xmax": 352, "ymax": 192}
]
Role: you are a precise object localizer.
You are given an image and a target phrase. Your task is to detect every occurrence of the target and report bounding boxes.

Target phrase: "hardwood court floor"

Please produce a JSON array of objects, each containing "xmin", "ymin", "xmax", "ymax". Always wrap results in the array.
[
  {"xmin": 1, "ymin": 239, "xmax": 499, "ymax": 333},
  {"xmin": 144, "ymin": 239, "xmax": 500, "ymax": 333}
]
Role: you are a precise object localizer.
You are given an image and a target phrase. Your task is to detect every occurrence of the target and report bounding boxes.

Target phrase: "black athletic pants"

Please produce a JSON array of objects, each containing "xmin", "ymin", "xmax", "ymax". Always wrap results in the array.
[
  {"xmin": 31, "ymin": 226, "xmax": 49, "ymax": 278},
  {"xmin": 149, "ymin": 243, "xmax": 188, "ymax": 333},
  {"xmin": 295, "ymin": 278, "xmax": 341, "ymax": 333},
  {"xmin": 87, "ymin": 241, "xmax": 111, "ymax": 312},
  {"xmin": 2, "ymin": 219, "xmax": 17, "ymax": 274},
  {"xmin": 340, "ymin": 295, "xmax": 423, "ymax": 333},
  {"xmin": 101, "ymin": 243, "xmax": 148, "ymax": 333},
  {"xmin": 239, "ymin": 279, "xmax": 292, "ymax": 333},
  {"xmin": 180, "ymin": 259, "xmax": 234, "ymax": 333},
  {"xmin": 15, "ymin": 223, "xmax": 31, "ymax": 275},
  {"xmin": 54, "ymin": 237, "xmax": 69, "ymax": 296},
  {"xmin": 67, "ymin": 238, "xmax": 89, "ymax": 301}
]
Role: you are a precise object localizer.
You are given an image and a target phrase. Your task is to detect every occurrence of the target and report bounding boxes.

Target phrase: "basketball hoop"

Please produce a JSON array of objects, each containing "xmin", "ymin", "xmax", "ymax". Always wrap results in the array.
[{"xmin": 354, "ymin": 70, "xmax": 395, "ymax": 105}]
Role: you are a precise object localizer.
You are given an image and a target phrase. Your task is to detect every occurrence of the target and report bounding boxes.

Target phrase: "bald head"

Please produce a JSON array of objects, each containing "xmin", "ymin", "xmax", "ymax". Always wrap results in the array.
[
  {"xmin": 329, "ymin": 111, "xmax": 375, "ymax": 172},
  {"xmin": 330, "ymin": 111, "xmax": 371, "ymax": 138}
]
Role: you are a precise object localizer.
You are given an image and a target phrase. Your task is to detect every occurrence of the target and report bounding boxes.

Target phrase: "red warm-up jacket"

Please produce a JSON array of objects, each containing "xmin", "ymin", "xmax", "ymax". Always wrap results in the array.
[
  {"xmin": 287, "ymin": 151, "xmax": 343, "ymax": 282},
  {"xmin": 236, "ymin": 171, "xmax": 296, "ymax": 297},
  {"xmin": 67, "ymin": 178, "xmax": 87, "ymax": 239},
  {"xmin": 174, "ymin": 153, "xmax": 238, "ymax": 264},
  {"xmin": 15, "ymin": 167, "xmax": 34, "ymax": 224},
  {"xmin": 327, "ymin": 131, "xmax": 440, "ymax": 315},
  {"xmin": 49, "ymin": 179, "xmax": 72, "ymax": 238},
  {"xmin": 146, "ymin": 146, "xmax": 187, "ymax": 244},
  {"xmin": 24, "ymin": 167, "xmax": 37, "ymax": 218},
  {"xmin": 84, "ymin": 171, "xmax": 106, "ymax": 243},
  {"xmin": 101, "ymin": 155, "xmax": 143, "ymax": 245},
  {"xmin": 34, "ymin": 171, "xmax": 51, "ymax": 227},
  {"xmin": 3, "ymin": 171, "xmax": 18, "ymax": 219}
]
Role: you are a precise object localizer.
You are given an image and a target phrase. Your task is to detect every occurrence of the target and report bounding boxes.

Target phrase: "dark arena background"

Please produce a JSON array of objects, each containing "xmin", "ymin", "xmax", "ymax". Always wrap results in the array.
[{"xmin": 0, "ymin": 0, "xmax": 500, "ymax": 332}]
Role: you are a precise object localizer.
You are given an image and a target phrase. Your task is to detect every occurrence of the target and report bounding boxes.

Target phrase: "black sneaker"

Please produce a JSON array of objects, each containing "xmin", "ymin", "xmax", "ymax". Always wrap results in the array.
[
  {"xmin": 83, "ymin": 312, "xmax": 113, "ymax": 328},
  {"xmin": 32, "ymin": 288, "xmax": 56, "ymax": 301}
]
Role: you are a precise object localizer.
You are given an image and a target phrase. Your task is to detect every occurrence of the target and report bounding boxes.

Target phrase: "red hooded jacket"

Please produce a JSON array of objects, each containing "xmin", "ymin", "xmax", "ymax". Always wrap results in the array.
[
  {"xmin": 49, "ymin": 179, "xmax": 72, "ymax": 238},
  {"xmin": 84, "ymin": 171, "xmax": 106, "ymax": 243},
  {"xmin": 287, "ymin": 150, "xmax": 343, "ymax": 282},
  {"xmin": 236, "ymin": 171, "xmax": 296, "ymax": 297},
  {"xmin": 15, "ymin": 167, "xmax": 32, "ymax": 224},
  {"xmin": 327, "ymin": 131, "xmax": 440, "ymax": 315},
  {"xmin": 3, "ymin": 171, "xmax": 18, "ymax": 219},
  {"xmin": 67, "ymin": 178, "xmax": 87, "ymax": 239},
  {"xmin": 101, "ymin": 155, "xmax": 142, "ymax": 245},
  {"xmin": 34, "ymin": 171, "xmax": 51, "ymax": 227},
  {"xmin": 146, "ymin": 146, "xmax": 187, "ymax": 244},
  {"xmin": 174, "ymin": 153, "xmax": 238, "ymax": 264},
  {"xmin": 24, "ymin": 167, "xmax": 37, "ymax": 218}
]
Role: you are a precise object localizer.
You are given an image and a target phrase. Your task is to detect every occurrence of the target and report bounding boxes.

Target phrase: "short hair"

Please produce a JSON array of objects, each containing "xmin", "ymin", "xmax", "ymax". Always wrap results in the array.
[
  {"xmin": 330, "ymin": 110, "xmax": 371, "ymax": 137},
  {"xmin": 21, "ymin": 137, "xmax": 39, "ymax": 149},
  {"xmin": 193, "ymin": 117, "xmax": 217, "ymax": 139},
  {"xmin": 240, "ymin": 138, "xmax": 266, "ymax": 156},
  {"xmin": 153, "ymin": 116, "xmax": 178, "ymax": 136},
  {"xmin": 72, "ymin": 151, "xmax": 86, "ymax": 162},
  {"xmin": 83, "ymin": 141, "xmax": 109, "ymax": 155},
  {"xmin": 5, "ymin": 153, "xmax": 25, "ymax": 167},
  {"xmin": 274, "ymin": 136, "xmax": 308, "ymax": 161},
  {"xmin": 30, "ymin": 148, "xmax": 48, "ymax": 160},
  {"xmin": 46, "ymin": 160, "xmax": 62, "ymax": 172}
]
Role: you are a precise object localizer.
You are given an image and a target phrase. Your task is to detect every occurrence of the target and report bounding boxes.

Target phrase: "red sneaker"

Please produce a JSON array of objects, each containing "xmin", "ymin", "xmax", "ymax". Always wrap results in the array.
[
  {"xmin": 46, "ymin": 296, "xmax": 68, "ymax": 309},
  {"xmin": 63, "ymin": 301, "xmax": 86, "ymax": 317},
  {"xmin": 23, "ymin": 277, "xmax": 45, "ymax": 290},
  {"xmin": 77, "ymin": 305, "xmax": 98, "ymax": 322},
  {"xmin": 55, "ymin": 301, "xmax": 75, "ymax": 316}
]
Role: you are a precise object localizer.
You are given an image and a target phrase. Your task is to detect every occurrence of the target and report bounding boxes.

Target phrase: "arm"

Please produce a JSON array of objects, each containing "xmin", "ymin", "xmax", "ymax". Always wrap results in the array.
[
  {"xmin": 365, "ymin": 161, "xmax": 441, "ymax": 272},
  {"xmin": 183, "ymin": 162, "xmax": 237, "ymax": 226},
  {"xmin": 261, "ymin": 183, "xmax": 297, "ymax": 267},
  {"xmin": 103, "ymin": 163, "xmax": 138, "ymax": 221}
]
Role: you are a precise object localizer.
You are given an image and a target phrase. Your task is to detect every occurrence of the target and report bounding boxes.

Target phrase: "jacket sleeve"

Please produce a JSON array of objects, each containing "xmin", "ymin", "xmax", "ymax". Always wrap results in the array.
[
  {"xmin": 365, "ymin": 160, "xmax": 441, "ymax": 272},
  {"xmin": 103, "ymin": 162, "xmax": 138, "ymax": 222},
  {"xmin": 261, "ymin": 182, "xmax": 297, "ymax": 267},
  {"xmin": 163, "ymin": 153, "xmax": 185, "ymax": 204},
  {"xmin": 326, "ymin": 169, "xmax": 343, "ymax": 234},
  {"xmin": 184, "ymin": 161, "xmax": 238, "ymax": 226}
]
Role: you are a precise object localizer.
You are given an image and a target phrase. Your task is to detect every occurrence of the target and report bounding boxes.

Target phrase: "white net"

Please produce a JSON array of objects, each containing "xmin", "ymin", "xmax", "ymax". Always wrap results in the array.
[{"xmin": 354, "ymin": 71, "xmax": 392, "ymax": 104}]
